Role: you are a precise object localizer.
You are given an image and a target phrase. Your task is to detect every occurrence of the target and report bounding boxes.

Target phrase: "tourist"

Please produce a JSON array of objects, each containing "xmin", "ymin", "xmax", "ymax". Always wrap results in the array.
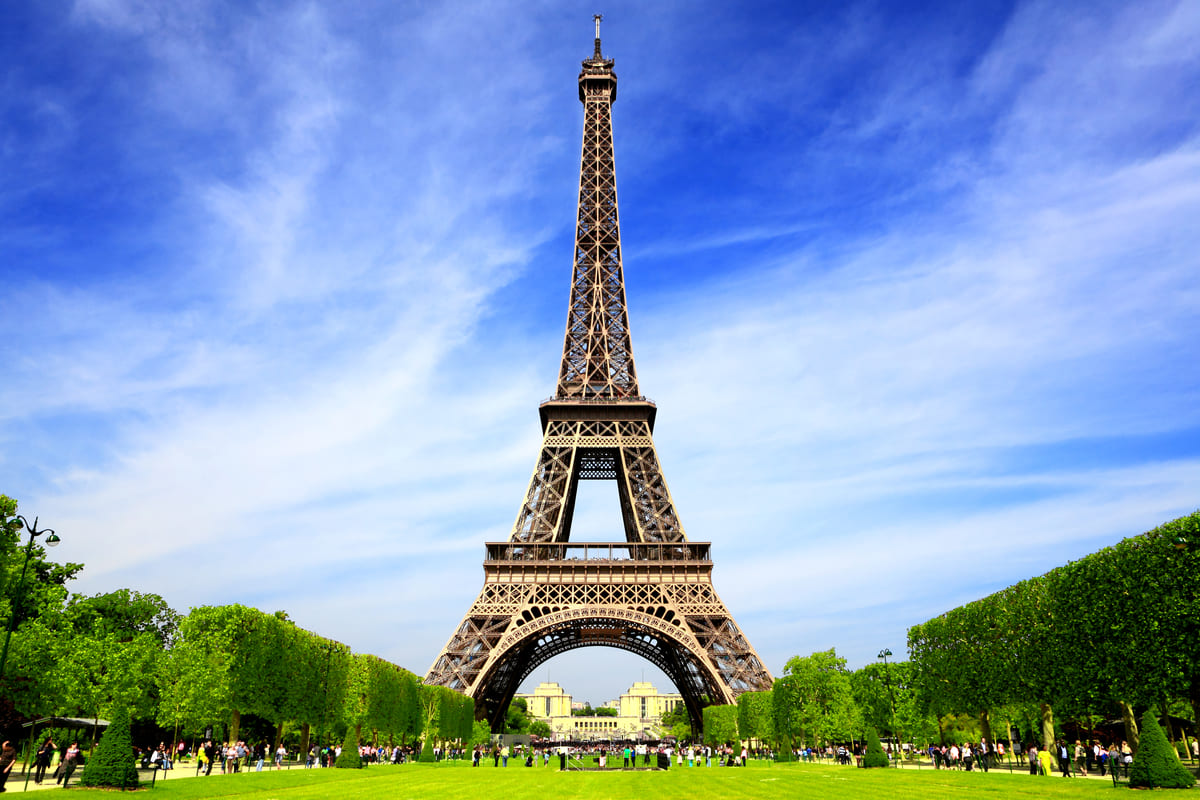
[
  {"xmin": 0, "ymin": 741, "xmax": 16, "ymax": 793},
  {"xmin": 1027, "ymin": 744, "xmax": 1038, "ymax": 775},
  {"xmin": 1056, "ymin": 740, "xmax": 1071, "ymax": 777},
  {"xmin": 1038, "ymin": 745, "xmax": 1055, "ymax": 776},
  {"xmin": 1074, "ymin": 740, "xmax": 1087, "ymax": 777},
  {"xmin": 275, "ymin": 743, "xmax": 287, "ymax": 769},
  {"xmin": 57, "ymin": 742, "xmax": 81, "ymax": 786},
  {"xmin": 34, "ymin": 736, "xmax": 56, "ymax": 783}
]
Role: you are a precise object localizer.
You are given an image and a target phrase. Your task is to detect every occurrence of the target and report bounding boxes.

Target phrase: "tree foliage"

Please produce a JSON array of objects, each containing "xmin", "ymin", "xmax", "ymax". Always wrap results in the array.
[
  {"xmin": 1129, "ymin": 709, "xmax": 1195, "ymax": 789},
  {"xmin": 334, "ymin": 726, "xmax": 362, "ymax": 769},
  {"xmin": 702, "ymin": 704, "xmax": 738, "ymax": 746},
  {"xmin": 79, "ymin": 699, "xmax": 139, "ymax": 788},
  {"xmin": 908, "ymin": 511, "xmax": 1200, "ymax": 752},
  {"xmin": 863, "ymin": 726, "xmax": 889, "ymax": 768},
  {"xmin": 781, "ymin": 649, "xmax": 858, "ymax": 746},
  {"xmin": 0, "ymin": 494, "xmax": 447, "ymax": 752},
  {"xmin": 737, "ymin": 691, "xmax": 773, "ymax": 744},
  {"xmin": 660, "ymin": 702, "xmax": 692, "ymax": 741}
]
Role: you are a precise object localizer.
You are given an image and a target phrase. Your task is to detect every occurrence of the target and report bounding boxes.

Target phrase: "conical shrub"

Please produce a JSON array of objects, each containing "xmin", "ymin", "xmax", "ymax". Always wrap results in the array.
[
  {"xmin": 418, "ymin": 737, "xmax": 437, "ymax": 762},
  {"xmin": 79, "ymin": 700, "xmax": 139, "ymax": 788},
  {"xmin": 863, "ymin": 727, "xmax": 890, "ymax": 768},
  {"xmin": 334, "ymin": 728, "xmax": 362, "ymax": 769},
  {"xmin": 1129, "ymin": 710, "xmax": 1195, "ymax": 789}
]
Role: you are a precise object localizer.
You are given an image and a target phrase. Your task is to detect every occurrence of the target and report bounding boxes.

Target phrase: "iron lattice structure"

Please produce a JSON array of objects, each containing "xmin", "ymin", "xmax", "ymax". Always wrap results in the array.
[{"xmin": 425, "ymin": 23, "xmax": 773, "ymax": 733}]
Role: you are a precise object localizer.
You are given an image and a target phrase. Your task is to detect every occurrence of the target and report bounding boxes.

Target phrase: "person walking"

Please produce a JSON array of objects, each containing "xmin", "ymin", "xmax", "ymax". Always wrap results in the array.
[
  {"xmin": 57, "ymin": 742, "xmax": 81, "ymax": 787},
  {"xmin": 0, "ymin": 741, "xmax": 16, "ymax": 793},
  {"xmin": 1056, "ymin": 740, "xmax": 1071, "ymax": 777},
  {"xmin": 34, "ymin": 737, "xmax": 56, "ymax": 783},
  {"xmin": 1074, "ymin": 740, "xmax": 1087, "ymax": 777}
]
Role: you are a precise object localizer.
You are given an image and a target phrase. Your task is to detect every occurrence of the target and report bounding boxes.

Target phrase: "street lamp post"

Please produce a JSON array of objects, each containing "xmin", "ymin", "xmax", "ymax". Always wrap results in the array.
[
  {"xmin": 878, "ymin": 648, "xmax": 900, "ymax": 760},
  {"xmin": 1, "ymin": 515, "xmax": 61, "ymax": 679}
]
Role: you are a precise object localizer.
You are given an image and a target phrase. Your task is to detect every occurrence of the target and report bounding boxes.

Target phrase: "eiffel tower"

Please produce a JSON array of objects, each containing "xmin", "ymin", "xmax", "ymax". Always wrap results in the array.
[{"xmin": 425, "ymin": 17, "xmax": 773, "ymax": 732}]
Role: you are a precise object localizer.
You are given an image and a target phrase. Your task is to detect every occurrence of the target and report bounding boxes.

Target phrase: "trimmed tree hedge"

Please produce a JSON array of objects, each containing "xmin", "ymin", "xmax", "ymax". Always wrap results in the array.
[
  {"xmin": 79, "ymin": 700, "xmax": 139, "ymax": 788},
  {"xmin": 863, "ymin": 727, "xmax": 889, "ymax": 768},
  {"xmin": 334, "ymin": 727, "xmax": 362, "ymax": 769},
  {"xmin": 1129, "ymin": 710, "xmax": 1195, "ymax": 789}
]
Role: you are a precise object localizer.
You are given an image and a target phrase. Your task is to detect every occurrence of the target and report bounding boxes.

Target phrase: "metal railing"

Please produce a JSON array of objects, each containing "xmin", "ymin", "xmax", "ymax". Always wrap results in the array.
[
  {"xmin": 485, "ymin": 541, "xmax": 710, "ymax": 563},
  {"xmin": 540, "ymin": 395, "xmax": 656, "ymax": 406}
]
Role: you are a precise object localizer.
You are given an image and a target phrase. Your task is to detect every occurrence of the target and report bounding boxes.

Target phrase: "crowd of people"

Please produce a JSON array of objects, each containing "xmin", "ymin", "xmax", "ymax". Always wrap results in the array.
[
  {"xmin": 920, "ymin": 737, "xmax": 1141, "ymax": 777},
  {"xmin": 6, "ymin": 729, "xmax": 1188, "ymax": 787}
]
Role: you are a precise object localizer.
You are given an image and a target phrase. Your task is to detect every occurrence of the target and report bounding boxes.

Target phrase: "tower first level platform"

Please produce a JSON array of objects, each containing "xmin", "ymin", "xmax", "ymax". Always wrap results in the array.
[{"xmin": 428, "ymin": 540, "xmax": 771, "ymax": 732}]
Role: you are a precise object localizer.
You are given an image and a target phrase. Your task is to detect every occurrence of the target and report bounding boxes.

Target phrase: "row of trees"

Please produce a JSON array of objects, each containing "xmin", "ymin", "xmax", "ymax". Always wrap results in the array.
[
  {"xmin": 2, "ymin": 495, "xmax": 475, "ymax": 754},
  {"xmin": 690, "ymin": 517, "xmax": 1197, "ymax": 762},
  {"xmin": 697, "ymin": 648, "xmax": 927, "ymax": 753},
  {"xmin": 908, "ymin": 511, "xmax": 1199, "ymax": 753}
]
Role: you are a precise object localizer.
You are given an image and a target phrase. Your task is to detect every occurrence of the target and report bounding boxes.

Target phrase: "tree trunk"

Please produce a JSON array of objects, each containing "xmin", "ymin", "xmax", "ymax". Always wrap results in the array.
[
  {"xmin": 273, "ymin": 721, "xmax": 285, "ymax": 752},
  {"xmin": 1192, "ymin": 680, "xmax": 1200, "ymax": 760},
  {"xmin": 1118, "ymin": 700, "xmax": 1139, "ymax": 753},
  {"xmin": 979, "ymin": 710, "xmax": 994, "ymax": 748},
  {"xmin": 299, "ymin": 722, "xmax": 310, "ymax": 758},
  {"xmin": 1161, "ymin": 702, "xmax": 1176, "ymax": 748},
  {"xmin": 229, "ymin": 708, "xmax": 241, "ymax": 744},
  {"xmin": 1039, "ymin": 703, "xmax": 1055, "ymax": 750},
  {"xmin": 937, "ymin": 715, "xmax": 945, "ymax": 746}
]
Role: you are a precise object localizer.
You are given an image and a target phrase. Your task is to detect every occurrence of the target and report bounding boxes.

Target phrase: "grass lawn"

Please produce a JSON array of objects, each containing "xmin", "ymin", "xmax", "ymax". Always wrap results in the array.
[{"xmin": 59, "ymin": 759, "xmax": 1126, "ymax": 799}]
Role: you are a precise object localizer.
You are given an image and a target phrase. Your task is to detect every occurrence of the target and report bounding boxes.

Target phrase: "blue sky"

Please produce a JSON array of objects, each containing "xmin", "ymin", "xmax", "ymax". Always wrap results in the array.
[{"xmin": 2, "ymin": 0, "xmax": 1199, "ymax": 706}]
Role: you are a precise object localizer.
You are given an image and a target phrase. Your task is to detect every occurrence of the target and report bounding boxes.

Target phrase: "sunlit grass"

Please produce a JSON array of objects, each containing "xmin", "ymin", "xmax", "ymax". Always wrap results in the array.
[{"xmin": 57, "ymin": 759, "xmax": 1121, "ymax": 799}]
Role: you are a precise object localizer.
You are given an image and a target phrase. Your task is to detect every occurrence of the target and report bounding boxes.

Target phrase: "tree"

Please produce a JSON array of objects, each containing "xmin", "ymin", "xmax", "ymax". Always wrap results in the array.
[
  {"xmin": 504, "ymin": 697, "xmax": 530, "ymax": 734},
  {"xmin": 1129, "ymin": 709, "xmax": 1194, "ymax": 789},
  {"xmin": 335, "ymin": 727, "xmax": 362, "ymax": 769},
  {"xmin": 529, "ymin": 719, "xmax": 552, "ymax": 738},
  {"xmin": 0, "ymin": 496, "xmax": 83, "ymax": 632},
  {"xmin": 737, "ymin": 691, "xmax": 773, "ymax": 746},
  {"xmin": 703, "ymin": 704, "xmax": 738, "ymax": 746},
  {"xmin": 862, "ymin": 727, "xmax": 889, "ymax": 768},
  {"xmin": 781, "ymin": 649, "xmax": 859, "ymax": 746},
  {"xmin": 471, "ymin": 719, "xmax": 491, "ymax": 747},
  {"xmin": 79, "ymin": 699, "xmax": 139, "ymax": 788},
  {"xmin": 661, "ymin": 702, "xmax": 692, "ymax": 740},
  {"xmin": 1, "ymin": 494, "xmax": 84, "ymax": 716}
]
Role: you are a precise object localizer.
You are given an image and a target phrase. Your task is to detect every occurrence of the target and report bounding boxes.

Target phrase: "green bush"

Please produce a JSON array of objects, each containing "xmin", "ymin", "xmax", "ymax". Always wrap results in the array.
[
  {"xmin": 1129, "ymin": 710, "xmax": 1195, "ymax": 789},
  {"xmin": 79, "ymin": 701, "xmax": 139, "ymax": 788},
  {"xmin": 418, "ymin": 738, "xmax": 436, "ymax": 763},
  {"xmin": 863, "ymin": 728, "xmax": 890, "ymax": 768},
  {"xmin": 334, "ymin": 728, "xmax": 362, "ymax": 769}
]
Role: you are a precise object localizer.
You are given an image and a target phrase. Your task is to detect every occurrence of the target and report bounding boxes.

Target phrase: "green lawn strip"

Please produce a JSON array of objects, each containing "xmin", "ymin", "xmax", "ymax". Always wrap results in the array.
[{"xmin": 61, "ymin": 760, "xmax": 1117, "ymax": 799}]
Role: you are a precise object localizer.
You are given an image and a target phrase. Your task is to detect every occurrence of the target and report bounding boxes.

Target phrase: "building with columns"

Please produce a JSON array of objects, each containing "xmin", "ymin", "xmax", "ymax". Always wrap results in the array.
[{"xmin": 512, "ymin": 681, "xmax": 683, "ymax": 741}]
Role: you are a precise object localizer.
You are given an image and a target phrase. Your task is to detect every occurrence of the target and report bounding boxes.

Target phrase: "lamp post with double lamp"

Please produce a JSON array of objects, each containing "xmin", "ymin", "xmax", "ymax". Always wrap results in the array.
[
  {"xmin": 878, "ymin": 648, "xmax": 900, "ymax": 763},
  {"xmin": 1, "ymin": 515, "xmax": 62, "ymax": 679}
]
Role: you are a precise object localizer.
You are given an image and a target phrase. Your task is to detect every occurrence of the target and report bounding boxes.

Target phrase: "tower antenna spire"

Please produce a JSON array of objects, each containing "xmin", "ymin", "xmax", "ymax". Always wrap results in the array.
[{"xmin": 593, "ymin": 14, "xmax": 603, "ymax": 59}]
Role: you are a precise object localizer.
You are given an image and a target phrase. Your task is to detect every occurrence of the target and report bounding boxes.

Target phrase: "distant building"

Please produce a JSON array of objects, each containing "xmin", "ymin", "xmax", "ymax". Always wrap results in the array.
[
  {"xmin": 513, "ymin": 681, "xmax": 683, "ymax": 741},
  {"xmin": 518, "ymin": 681, "xmax": 574, "ymax": 718}
]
